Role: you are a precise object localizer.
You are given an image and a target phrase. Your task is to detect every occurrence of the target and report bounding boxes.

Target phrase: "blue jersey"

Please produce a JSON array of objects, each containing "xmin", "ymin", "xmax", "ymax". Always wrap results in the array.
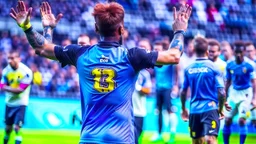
[
  {"xmin": 154, "ymin": 65, "xmax": 173, "ymax": 89},
  {"xmin": 54, "ymin": 41, "xmax": 158, "ymax": 143},
  {"xmin": 226, "ymin": 60, "xmax": 256, "ymax": 90},
  {"xmin": 183, "ymin": 58, "xmax": 224, "ymax": 114}
]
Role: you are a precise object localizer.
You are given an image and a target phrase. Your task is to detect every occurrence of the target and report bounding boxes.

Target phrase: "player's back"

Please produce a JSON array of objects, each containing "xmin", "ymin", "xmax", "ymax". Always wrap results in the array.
[
  {"xmin": 184, "ymin": 59, "xmax": 223, "ymax": 114},
  {"xmin": 77, "ymin": 42, "xmax": 137, "ymax": 143}
]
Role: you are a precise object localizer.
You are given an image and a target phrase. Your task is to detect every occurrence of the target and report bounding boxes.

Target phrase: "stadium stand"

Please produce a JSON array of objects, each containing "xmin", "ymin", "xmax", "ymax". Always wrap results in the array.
[{"xmin": 1, "ymin": 0, "xmax": 256, "ymax": 98}]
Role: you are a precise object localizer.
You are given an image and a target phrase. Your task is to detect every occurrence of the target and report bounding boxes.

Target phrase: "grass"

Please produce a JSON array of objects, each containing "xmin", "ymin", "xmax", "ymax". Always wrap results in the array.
[{"xmin": 0, "ymin": 129, "xmax": 255, "ymax": 144}]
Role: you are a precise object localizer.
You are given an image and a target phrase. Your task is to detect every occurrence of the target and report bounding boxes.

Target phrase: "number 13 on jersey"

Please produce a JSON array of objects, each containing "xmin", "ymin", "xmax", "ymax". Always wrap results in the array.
[{"xmin": 91, "ymin": 68, "xmax": 116, "ymax": 93}]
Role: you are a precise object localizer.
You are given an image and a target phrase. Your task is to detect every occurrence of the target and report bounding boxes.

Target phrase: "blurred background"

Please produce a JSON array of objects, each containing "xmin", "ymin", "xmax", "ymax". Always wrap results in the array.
[{"xmin": 0, "ymin": 0, "xmax": 256, "ymax": 144}]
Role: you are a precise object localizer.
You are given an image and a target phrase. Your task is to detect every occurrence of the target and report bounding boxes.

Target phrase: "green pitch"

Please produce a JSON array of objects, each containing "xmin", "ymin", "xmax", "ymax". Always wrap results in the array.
[{"xmin": 0, "ymin": 129, "xmax": 255, "ymax": 144}]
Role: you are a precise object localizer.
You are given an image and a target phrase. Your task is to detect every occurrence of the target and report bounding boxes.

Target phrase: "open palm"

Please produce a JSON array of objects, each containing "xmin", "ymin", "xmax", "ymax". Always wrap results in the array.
[
  {"xmin": 172, "ymin": 4, "xmax": 192, "ymax": 32},
  {"xmin": 40, "ymin": 2, "xmax": 63, "ymax": 28},
  {"xmin": 10, "ymin": 1, "xmax": 32, "ymax": 27}
]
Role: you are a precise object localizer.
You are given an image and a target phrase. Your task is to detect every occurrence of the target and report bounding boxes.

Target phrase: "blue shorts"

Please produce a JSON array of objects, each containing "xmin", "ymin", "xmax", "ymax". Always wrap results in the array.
[
  {"xmin": 4, "ymin": 105, "xmax": 26, "ymax": 127},
  {"xmin": 189, "ymin": 110, "xmax": 220, "ymax": 139}
]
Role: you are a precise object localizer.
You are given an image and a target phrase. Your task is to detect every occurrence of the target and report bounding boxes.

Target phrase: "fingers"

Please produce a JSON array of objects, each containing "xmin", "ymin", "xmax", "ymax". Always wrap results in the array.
[
  {"xmin": 21, "ymin": 1, "xmax": 26, "ymax": 11},
  {"xmin": 46, "ymin": 2, "xmax": 52, "ymax": 14},
  {"xmin": 185, "ymin": 5, "xmax": 192, "ymax": 19},
  {"xmin": 42, "ymin": 2, "xmax": 48, "ymax": 14},
  {"xmin": 56, "ymin": 13, "xmax": 63, "ymax": 23},
  {"xmin": 27, "ymin": 7, "xmax": 32, "ymax": 18},
  {"xmin": 10, "ymin": 13, "xmax": 17, "ymax": 20},
  {"xmin": 11, "ymin": 8, "xmax": 17, "ymax": 17},
  {"xmin": 173, "ymin": 7, "xmax": 177, "ymax": 20},
  {"xmin": 219, "ymin": 116, "xmax": 225, "ymax": 120}
]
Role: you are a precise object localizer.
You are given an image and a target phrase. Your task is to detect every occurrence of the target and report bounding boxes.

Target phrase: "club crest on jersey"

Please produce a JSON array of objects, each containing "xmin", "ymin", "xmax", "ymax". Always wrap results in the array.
[
  {"xmin": 243, "ymin": 67, "xmax": 247, "ymax": 73},
  {"xmin": 230, "ymin": 70, "xmax": 234, "ymax": 74},
  {"xmin": 100, "ymin": 55, "xmax": 109, "ymax": 63}
]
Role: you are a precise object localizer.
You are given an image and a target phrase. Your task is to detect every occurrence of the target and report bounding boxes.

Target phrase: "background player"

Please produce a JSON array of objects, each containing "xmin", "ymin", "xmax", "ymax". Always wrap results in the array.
[
  {"xmin": 133, "ymin": 39, "xmax": 152, "ymax": 144},
  {"xmin": 151, "ymin": 41, "xmax": 178, "ymax": 143},
  {"xmin": 0, "ymin": 50, "xmax": 33, "ymax": 144},
  {"xmin": 244, "ymin": 41, "xmax": 256, "ymax": 131},
  {"xmin": 180, "ymin": 36, "xmax": 229, "ymax": 144},
  {"xmin": 223, "ymin": 41, "xmax": 256, "ymax": 144},
  {"xmin": 77, "ymin": 34, "xmax": 90, "ymax": 46},
  {"xmin": 10, "ymin": 1, "xmax": 191, "ymax": 143},
  {"xmin": 208, "ymin": 38, "xmax": 227, "ymax": 75}
]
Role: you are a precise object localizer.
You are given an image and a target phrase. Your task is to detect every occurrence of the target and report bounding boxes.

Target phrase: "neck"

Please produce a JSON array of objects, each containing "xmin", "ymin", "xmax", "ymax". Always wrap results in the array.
[
  {"xmin": 196, "ymin": 54, "xmax": 207, "ymax": 59},
  {"xmin": 100, "ymin": 35, "xmax": 120, "ymax": 42},
  {"xmin": 11, "ymin": 65, "xmax": 18, "ymax": 70},
  {"xmin": 236, "ymin": 58, "xmax": 244, "ymax": 64}
]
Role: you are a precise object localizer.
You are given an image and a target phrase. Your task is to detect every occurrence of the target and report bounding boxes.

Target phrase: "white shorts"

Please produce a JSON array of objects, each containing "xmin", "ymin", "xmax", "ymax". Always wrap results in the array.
[
  {"xmin": 225, "ymin": 86, "xmax": 253, "ymax": 119},
  {"xmin": 251, "ymin": 107, "xmax": 256, "ymax": 120}
]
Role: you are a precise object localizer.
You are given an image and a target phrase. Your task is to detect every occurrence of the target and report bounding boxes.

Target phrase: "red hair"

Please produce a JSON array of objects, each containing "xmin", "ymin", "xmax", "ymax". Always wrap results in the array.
[{"xmin": 92, "ymin": 2, "xmax": 125, "ymax": 36}]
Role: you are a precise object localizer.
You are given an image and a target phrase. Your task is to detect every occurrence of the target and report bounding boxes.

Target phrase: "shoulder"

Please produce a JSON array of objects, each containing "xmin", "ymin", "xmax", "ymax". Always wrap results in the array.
[
  {"xmin": 19, "ymin": 63, "xmax": 32, "ymax": 75},
  {"xmin": 226, "ymin": 60, "xmax": 235, "ymax": 68},
  {"xmin": 2, "ymin": 66, "xmax": 10, "ymax": 75}
]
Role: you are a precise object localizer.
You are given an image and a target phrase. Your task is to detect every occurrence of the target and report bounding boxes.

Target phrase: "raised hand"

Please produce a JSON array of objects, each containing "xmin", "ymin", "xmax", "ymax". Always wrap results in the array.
[
  {"xmin": 10, "ymin": 1, "xmax": 33, "ymax": 30},
  {"xmin": 40, "ymin": 2, "xmax": 63, "ymax": 28},
  {"xmin": 172, "ymin": 4, "xmax": 192, "ymax": 32}
]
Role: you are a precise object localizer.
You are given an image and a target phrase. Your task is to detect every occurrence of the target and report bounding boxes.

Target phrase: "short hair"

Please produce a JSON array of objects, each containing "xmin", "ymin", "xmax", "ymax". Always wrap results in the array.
[
  {"xmin": 92, "ymin": 2, "xmax": 125, "ymax": 37},
  {"xmin": 78, "ymin": 34, "xmax": 89, "ymax": 38},
  {"xmin": 208, "ymin": 38, "xmax": 220, "ymax": 51},
  {"xmin": 193, "ymin": 37, "xmax": 208, "ymax": 55},
  {"xmin": 8, "ymin": 49, "xmax": 20, "ymax": 57},
  {"xmin": 233, "ymin": 40, "xmax": 245, "ymax": 51},
  {"xmin": 244, "ymin": 41, "xmax": 255, "ymax": 48},
  {"xmin": 153, "ymin": 40, "xmax": 163, "ymax": 46}
]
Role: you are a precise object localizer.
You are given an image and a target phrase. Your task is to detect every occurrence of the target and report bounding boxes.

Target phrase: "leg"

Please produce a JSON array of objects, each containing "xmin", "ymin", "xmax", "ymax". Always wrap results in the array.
[
  {"xmin": 238, "ymin": 118, "xmax": 247, "ymax": 144},
  {"xmin": 157, "ymin": 90, "xmax": 164, "ymax": 135},
  {"xmin": 163, "ymin": 89, "xmax": 177, "ymax": 143},
  {"xmin": 14, "ymin": 106, "xmax": 26, "ymax": 144},
  {"xmin": 223, "ymin": 88, "xmax": 238, "ymax": 144},
  {"xmin": 4, "ymin": 105, "xmax": 15, "ymax": 144},
  {"xmin": 151, "ymin": 89, "xmax": 163, "ymax": 141},
  {"xmin": 14, "ymin": 125, "xmax": 22, "ymax": 144},
  {"xmin": 4, "ymin": 125, "xmax": 13, "ymax": 144},
  {"xmin": 205, "ymin": 135, "xmax": 217, "ymax": 144},
  {"xmin": 203, "ymin": 110, "xmax": 220, "ymax": 144},
  {"xmin": 223, "ymin": 118, "xmax": 233, "ymax": 144},
  {"xmin": 192, "ymin": 137, "xmax": 205, "ymax": 144},
  {"xmin": 189, "ymin": 113, "xmax": 204, "ymax": 144},
  {"xmin": 134, "ymin": 116, "xmax": 143, "ymax": 144},
  {"xmin": 237, "ymin": 88, "xmax": 253, "ymax": 144}
]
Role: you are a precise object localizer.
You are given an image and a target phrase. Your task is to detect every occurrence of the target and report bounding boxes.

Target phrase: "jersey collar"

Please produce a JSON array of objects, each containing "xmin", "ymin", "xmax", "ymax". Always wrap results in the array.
[
  {"xmin": 97, "ymin": 41, "xmax": 121, "ymax": 48},
  {"xmin": 196, "ymin": 57, "xmax": 208, "ymax": 61}
]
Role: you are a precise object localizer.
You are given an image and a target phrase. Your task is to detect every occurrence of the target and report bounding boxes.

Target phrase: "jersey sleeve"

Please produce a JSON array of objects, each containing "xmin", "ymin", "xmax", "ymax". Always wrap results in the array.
[
  {"xmin": 182, "ymin": 70, "xmax": 189, "ymax": 90},
  {"xmin": 142, "ymin": 71, "xmax": 152, "ymax": 88},
  {"xmin": 225, "ymin": 64, "xmax": 231, "ymax": 81},
  {"xmin": 249, "ymin": 65, "xmax": 256, "ymax": 79},
  {"xmin": 0, "ymin": 69, "xmax": 8, "ymax": 88},
  {"xmin": 127, "ymin": 47, "xmax": 158, "ymax": 72},
  {"xmin": 54, "ymin": 44, "xmax": 89, "ymax": 67},
  {"xmin": 214, "ymin": 66, "xmax": 225, "ymax": 88}
]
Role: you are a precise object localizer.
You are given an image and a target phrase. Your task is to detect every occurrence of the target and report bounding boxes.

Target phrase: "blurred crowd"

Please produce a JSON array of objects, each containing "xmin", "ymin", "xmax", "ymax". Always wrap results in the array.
[{"xmin": 1, "ymin": 0, "xmax": 256, "ymax": 97}]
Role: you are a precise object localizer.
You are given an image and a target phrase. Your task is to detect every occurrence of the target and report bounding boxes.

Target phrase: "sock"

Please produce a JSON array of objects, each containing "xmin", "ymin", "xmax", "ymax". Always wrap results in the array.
[
  {"xmin": 170, "ymin": 113, "xmax": 178, "ymax": 132},
  {"xmin": 223, "ymin": 124, "xmax": 231, "ymax": 144},
  {"xmin": 15, "ymin": 128, "xmax": 22, "ymax": 144},
  {"xmin": 239, "ymin": 125, "xmax": 247, "ymax": 144},
  {"xmin": 4, "ymin": 131, "xmax": 11, "ymax": 144}
]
